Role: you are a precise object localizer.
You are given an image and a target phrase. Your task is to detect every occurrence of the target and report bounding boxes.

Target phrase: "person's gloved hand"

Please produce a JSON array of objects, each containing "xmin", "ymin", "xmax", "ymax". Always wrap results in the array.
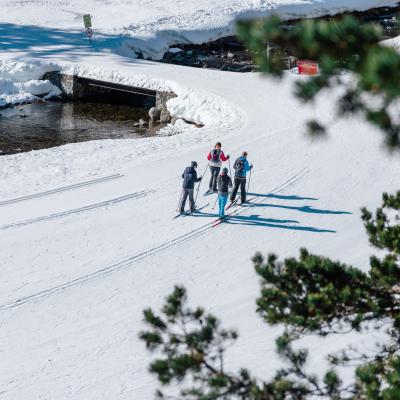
[
  {"xmin": 227, "ymin": 154, "xmax": 230, "ymax": 159},
  {"xmin": 250, "ymin": 164, "xmax": 253, "ymax": 170}
]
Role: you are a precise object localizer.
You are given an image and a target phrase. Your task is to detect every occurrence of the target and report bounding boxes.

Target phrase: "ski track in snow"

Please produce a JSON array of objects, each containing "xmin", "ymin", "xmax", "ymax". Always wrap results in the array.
[
  {"xmin": 0, "ymin": 173, "xmax": 123, "ymax": 206},
  {"xmin": 0, "ymin": 168, "xmax": 309, "ymax": 313},
  {"xmin": 0, "ymin": 189, "xmax": 154, "ymax": 230}
]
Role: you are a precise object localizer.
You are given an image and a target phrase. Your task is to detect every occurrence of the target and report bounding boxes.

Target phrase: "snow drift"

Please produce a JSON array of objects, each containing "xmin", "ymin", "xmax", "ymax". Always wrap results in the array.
[{"xmin": 0, "ymin": 61, "xmax": 61, "ymax": 106}]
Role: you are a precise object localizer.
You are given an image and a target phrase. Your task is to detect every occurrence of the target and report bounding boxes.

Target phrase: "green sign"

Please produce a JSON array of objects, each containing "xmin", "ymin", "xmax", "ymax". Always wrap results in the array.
[{"xmin": 83, "ymin": 14, "xmax": 92, "ymax": 28}]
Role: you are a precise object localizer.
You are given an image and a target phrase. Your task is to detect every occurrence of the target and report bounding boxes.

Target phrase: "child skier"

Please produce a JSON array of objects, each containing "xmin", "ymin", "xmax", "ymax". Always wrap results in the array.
[
  {"xmin": 179, "ymin": 161, "xmax": 202, "ymax": 213},
  {"xmin": 217, "ymin": 167, "xmax": 232, "ymax": 220},
  {"xmin": 207, "ymin": 142, "xmax": 230, "ymax": 192}
]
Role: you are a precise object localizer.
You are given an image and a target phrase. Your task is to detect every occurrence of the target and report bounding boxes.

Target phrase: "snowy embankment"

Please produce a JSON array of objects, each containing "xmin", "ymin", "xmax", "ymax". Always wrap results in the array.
[
  {"xmin": 0, "ymin": 60, "xmax": 61, "ymax": 106},
  {"xmin": 119, "ymin": 0, "xmax": 400, "ymax": 59},
  {"xmin": 1, "ymin": 1, "xmax": 400, "ymax": 400}
]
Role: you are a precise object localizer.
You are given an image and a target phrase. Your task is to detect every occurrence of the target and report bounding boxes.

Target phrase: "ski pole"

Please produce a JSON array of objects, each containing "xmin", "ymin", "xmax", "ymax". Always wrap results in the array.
[
  {"xmin": 228, "ymin": 158, "xmax": 233, "ymax": 178},
  {"xmin": 176, "ymin": 189, "xmax": 184, "ymax": 212},
  {"xmin": 212, "ymin": 193, "xmax": 219, "ymax": 210},
  {"xmin": 194, "ymin": 162, "xmax": 209, "ymax": 206},
  {"xmin": 246, "ymin": 168, "xmax": 252, "ymax": 196}
]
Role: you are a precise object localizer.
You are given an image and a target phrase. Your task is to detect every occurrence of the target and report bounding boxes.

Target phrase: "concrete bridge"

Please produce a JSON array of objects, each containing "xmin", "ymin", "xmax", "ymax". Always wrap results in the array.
[{"xmin": 43, "ymin": 72, "xmax": 177, "ymax": 110}]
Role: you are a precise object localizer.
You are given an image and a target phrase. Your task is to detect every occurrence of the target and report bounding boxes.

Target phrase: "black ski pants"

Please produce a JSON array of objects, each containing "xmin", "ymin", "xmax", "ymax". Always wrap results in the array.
[
  {"xmin": 230, "ymin": 177, "xmax": 246, "ymax": 203},
  {"xmin": 209, "ymin": 166, "xmax": 220, "ymax": 190},
  {"xmin": 180, "ymin": 188, "xmax": 195, "ymax": 212}
]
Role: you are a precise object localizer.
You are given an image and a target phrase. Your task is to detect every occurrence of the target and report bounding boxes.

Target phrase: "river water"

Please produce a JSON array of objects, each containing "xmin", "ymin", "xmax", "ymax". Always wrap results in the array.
[{"xmin": 0, "ymin": 101, "xmax": 159, "ymax": 156}]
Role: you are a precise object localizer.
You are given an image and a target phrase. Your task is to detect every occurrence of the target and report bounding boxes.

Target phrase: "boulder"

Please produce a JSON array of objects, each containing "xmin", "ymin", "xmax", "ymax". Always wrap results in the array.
[
  {"xmin": 160, "ymin": 109, "xmax": 172, "ymax": 124},
  {"xmin": 148, "ymin": 107, "xmax": 161, "ymax": 121}
]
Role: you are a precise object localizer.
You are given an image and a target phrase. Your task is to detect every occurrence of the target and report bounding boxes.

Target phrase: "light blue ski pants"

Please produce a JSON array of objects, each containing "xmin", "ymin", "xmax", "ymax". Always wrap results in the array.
[{"xmin": 218, "ymin": 194, "xmax": 228, "ymax": 218}]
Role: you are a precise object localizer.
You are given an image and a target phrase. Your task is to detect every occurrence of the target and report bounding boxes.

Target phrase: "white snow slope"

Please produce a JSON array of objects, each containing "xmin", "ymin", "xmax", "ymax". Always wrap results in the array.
[{"xmin": 1, "ymin": 1, "xmax": 400, "ymax": 400}]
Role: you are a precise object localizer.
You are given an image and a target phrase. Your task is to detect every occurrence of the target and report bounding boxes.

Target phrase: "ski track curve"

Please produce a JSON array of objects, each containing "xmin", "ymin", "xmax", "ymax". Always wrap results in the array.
[
  {"xmin": 0, "ymin": 173, "xmax": 123, "ymax": 206},
  {"xmin": 0, "ymin": 168, "xmax": 309, "ymax": 313},
  {"xmin": 0, "ymin": 189, "xmax": 154, "ymax": 231}
]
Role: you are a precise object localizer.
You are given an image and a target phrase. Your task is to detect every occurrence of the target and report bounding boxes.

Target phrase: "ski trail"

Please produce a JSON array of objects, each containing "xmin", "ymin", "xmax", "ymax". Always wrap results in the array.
[
  {"xmin": 0, "ymin": 189, "xmax": 154, "ymax": 231},
  {"xmin": 209, "ymin": 168, "xmax": 315, "ymax": 227},
  {"xmin": 0, "ymin": 168, "xmax": 309, "ymax": 313},
  {"xmin": 221, "ymin": 168, "xmax": 310, "ymax": 220},
  {"xmin": 0, "ymin": 174, "xmax": 123, "ymax": 207},
  {"xmin": 276, "ymin": 170, "xmax": 310, "ymax": 194}
]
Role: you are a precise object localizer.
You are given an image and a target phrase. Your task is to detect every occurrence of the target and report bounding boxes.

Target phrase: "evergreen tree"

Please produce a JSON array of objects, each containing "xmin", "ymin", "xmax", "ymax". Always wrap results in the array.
[{"xmin": 237, "ymin": 15, "xmax": 400, "ymax": 150}]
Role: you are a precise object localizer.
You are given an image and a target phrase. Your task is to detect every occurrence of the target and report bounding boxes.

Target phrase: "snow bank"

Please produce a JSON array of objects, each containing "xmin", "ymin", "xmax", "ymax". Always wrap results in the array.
[
  {"xmin": 383, "ymin": 35, "xmax": 400, "ymax": 51},
  {"xmin": 0, "ymin": 61, "xmax": 61, "ymax": 107},
  {"xmin": 0, "ymin": 77, "xmax": 61, "ymax": 107},
  {"xmin": 18, "ymin": 80, "xmax": 58, "ymax": 96},
  {"xmin": 61, "ymin": 62, "xmax": 174, "ymax": 92},
  {"xmin": 167, "ymin": 88, "xmax": 235, "ymax": 126},
  {"xmin": 118, "ymin": 0, "xmax": 400, "ymax": 60},
  {"xmin": 0, "ymin": 78, "xmax": 61, "ymax": 107},
  {"xmin": 0, "ymin": 60, "xmax": 59, "ymax": 82}
]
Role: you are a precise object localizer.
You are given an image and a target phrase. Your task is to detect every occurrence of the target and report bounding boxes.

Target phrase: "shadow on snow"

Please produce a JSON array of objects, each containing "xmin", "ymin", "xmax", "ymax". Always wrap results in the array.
[
  {"xmin": 227, "ymin": 214, "xmax": 335, "ymax": 233},
  {"xmin": 248, "ymin": 193, "xmax": 319, "ymax": 201},
  {"xmin": 0, "ymin": 23, "xmax": 136, "ymax": 62},
  {"xmin": 191, "ymin": 212, "xmax": 335, "ymax": 233},
  {"xmin": 190, "ymin": 192, "xmax": 352, "ymax": 233},
  {"xmin": 243, "ymin": 202, "xmax": 352, "ymax": 215}
]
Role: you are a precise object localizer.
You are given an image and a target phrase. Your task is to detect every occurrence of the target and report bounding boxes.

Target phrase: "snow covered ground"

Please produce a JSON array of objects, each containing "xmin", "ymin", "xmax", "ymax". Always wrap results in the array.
[
  {"xmin": 0, "ymin": 0, "xmax": 398, "ymax": 59},
  {"xmin": 1, "ymin": 1, "xmax": 400, "ymax": 399}
]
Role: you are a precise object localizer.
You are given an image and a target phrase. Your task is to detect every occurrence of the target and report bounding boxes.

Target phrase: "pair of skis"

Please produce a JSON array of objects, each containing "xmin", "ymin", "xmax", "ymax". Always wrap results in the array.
[
  {"xmin": 173, "ymin": 189, "xmax": 214, "ymax": 219},
  {"xmin": 174, "ymin": 192, "xmax": 242, "ymax": 226},
  {"xmin": 172, "ymin": 203, "xmax": 210, "ymax": 220},
  {"xmin": 210, "ymin": 198, "xmax": 243, "ymax": 227},
  {"xmin": 211, "ymin": 204, "xmax": 241, "ymax": 227},
  {"xmin": 226, "ymin": 198, "xmax": 239, "ymax": 210}
]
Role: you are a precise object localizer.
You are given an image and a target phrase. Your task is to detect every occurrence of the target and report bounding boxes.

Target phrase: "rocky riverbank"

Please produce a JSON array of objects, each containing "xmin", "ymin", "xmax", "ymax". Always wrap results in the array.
[{"xmin": 159, "ymin": 6, "xmax": 400, "ymax": 72}]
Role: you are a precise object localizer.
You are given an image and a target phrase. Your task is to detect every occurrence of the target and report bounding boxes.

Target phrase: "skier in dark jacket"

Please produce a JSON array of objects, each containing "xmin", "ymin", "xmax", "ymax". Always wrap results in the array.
[
  {"xmin": 179, "ymin": 161, "xmax": 202, "ymax": 213},
  {"xmin": 207, "ymin": 142, "xmax": 230, "ymax": 192},
  {"xmin": 230, "ymin": 151, "xmax": 252, "ymax": 204},
  {"xmin": 217, "ymin": 167, "xmax": 232, "ymax": 219}
]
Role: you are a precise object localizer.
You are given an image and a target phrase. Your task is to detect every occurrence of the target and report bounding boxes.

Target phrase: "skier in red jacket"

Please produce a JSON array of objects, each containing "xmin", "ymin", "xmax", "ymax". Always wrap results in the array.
[{"xmin": 207, "ymin": 142, "xmax": 229, "ymax": 192}]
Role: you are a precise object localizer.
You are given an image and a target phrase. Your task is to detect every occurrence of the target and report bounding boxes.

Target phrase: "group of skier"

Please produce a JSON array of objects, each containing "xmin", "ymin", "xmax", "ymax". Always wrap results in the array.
[{"xmin": 179, "ymin": 142, "xmax": 253, "ymax": 221}]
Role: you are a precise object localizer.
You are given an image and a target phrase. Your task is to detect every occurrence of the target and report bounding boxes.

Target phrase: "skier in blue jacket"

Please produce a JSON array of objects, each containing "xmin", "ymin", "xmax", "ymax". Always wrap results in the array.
[
  {"xmin": 230, "ymin": 151, "xmax": 252, "ymax": 204},
  {"xmin": 179, "ymin": 161, "xmax": 202, "ymax": 213}
]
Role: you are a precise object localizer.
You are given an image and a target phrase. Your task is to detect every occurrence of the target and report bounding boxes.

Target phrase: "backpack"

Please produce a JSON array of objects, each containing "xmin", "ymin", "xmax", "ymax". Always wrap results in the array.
[
  {"xmin": 211, "ymin": 149, "xmax": 221, "ymax": 162},
  {"xmin": 234, "ymin": 158, "xmax": 245, "ymax": 175}
]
